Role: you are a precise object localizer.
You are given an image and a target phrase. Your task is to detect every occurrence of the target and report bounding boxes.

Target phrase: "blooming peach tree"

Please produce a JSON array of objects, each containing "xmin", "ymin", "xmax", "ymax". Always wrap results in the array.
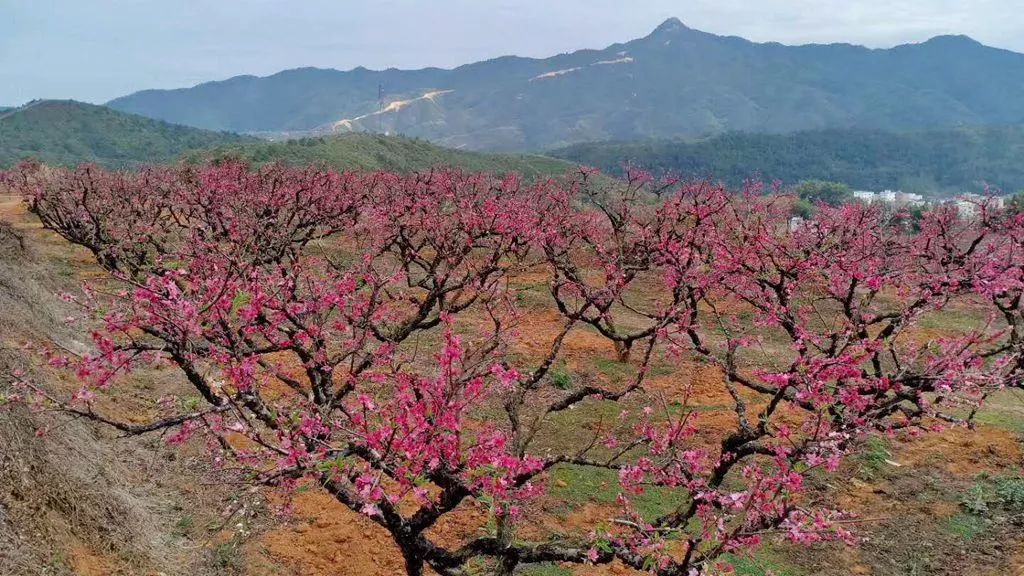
[{"xmin": 5, "ymin": 161, "xmax": 1020, "ymax": 575}]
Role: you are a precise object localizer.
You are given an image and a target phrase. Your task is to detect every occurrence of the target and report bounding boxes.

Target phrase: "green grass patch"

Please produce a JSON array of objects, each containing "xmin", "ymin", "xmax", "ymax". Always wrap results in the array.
[
  {"xmin": 993, "ymin": 476, "xmax": 1024, "ymax": 510},
  {"xmin": 592, "ymin": 357, "xmax": 633, "ymax": 383},
  {"xmin": 536, "ymin": 396, "xmax": 673, "ymax": 459},
  {"xmin": 646, "ymin": 361, "xmax": 678, "ymax": 378},
  {"xmin": 173, "ymin": 514, "xmax": 194, "ymax": 537},
  {"xmin": 973, "ymin": 388, "xmax": 1024, "ymax": 434},
  {"xmin": 549, "ymin": 361, "xmax": 572, "ymax": 390},
  {"xmin": 956, "ymin": 474, "xmax": 1024, "ymax": 515},
  {"xmin": 915, "ymin": 307, "xmax": 992, "ymax": 332},
  {"xmin": 212, "ymin": 540, "xmax": 243, "ymax": 570},
  {"xmin": 517, "ymin": 563, "xmax": 572, "ymax": 576},
  {"xmin": 720, "ymin": 548, "xmax": 804, "ymax": 576},
  {"xmin": 855, "ymin": 435, "xmax": 892, "ymax": 481},
  {"xmin": 959, "ymin": 484, "xmax": 990, "ymax": 515},
  {"xmin": 943, "ymin": 513, "xmax": 987, "ymax": 541},
  {"xmin": 679, "ymin": 402, "xmax": 735, "ymax": 414},
  {"xmin": 547, "ymin": 464, "xmax": 688, "ymax": 521}
]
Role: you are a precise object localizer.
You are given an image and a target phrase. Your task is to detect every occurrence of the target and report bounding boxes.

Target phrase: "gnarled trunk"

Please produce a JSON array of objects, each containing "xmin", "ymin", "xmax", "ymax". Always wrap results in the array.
[{"xmin": 402, "ymin": 549, "xmax": 425, "ymax": 576}]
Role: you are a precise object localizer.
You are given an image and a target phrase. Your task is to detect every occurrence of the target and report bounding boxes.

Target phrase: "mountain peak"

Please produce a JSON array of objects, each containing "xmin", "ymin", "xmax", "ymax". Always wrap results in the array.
[
  {"xmin": 922, "ymin": 34, "xmax": 982, "ymax": 47},
  {"xmin": 651, "ymin": 17, "xmax": 689, "ymax": 35}
]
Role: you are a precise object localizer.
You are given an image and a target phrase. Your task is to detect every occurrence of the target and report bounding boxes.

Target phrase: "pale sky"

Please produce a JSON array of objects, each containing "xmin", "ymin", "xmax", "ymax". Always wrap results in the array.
[{"xmin": 2, "ymin": 0, "xmax": 1022, "ymax": 105}]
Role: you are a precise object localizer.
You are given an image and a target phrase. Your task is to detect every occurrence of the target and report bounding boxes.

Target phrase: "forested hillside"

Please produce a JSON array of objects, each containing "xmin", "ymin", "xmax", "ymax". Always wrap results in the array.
[
  {"xmin": 0, "ymin": 100, "xmax": 252, "ymax": 168},
  {"xmin": 551, "ymin": 126, "xmax": 1024, "ymax": 193},
  {"xmin": 0, "ymin": 101, "xmax": 573, "ymax": 177},
  {"xmin": 185, "ymin": 133, "xmax": 574, "ymax": 177}
]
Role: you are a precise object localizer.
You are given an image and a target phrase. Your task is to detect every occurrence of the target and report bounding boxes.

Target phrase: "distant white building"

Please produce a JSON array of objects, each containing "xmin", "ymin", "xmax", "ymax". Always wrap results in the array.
[
  {"xmin": 853, "ymin": 189, "xmax": 925, "ymax": 207},
  {"xmin": 955, "ymin": 193, "xmax": 1004, "ymax": 215},
  {"xmin": 895, "ymin": 191, "xmax": 925, "ymax": 207},
  {"xmin": 853, "ymin": 191, "xmax": 876, "ymax": 203},
  {"xmin": 955, "ymin": 200, "xmax": 978, "ymax": 219},
  {"xmin": 788, "ymin": 216, "xmax": 805, "ymax": 232}
]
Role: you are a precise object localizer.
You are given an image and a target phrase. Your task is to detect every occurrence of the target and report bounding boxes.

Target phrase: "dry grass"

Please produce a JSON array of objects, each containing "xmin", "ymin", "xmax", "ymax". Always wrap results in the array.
[{"xmin": 0, "ymin": 198, "xmax": 234, "ymax": 576}]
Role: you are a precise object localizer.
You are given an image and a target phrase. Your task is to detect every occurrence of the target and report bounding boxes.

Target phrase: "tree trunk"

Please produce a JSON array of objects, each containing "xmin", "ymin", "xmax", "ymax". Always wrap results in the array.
[
  {"xmin": 403, "ymin": 550, "xmax": 424, "ymax": 576},
  {"xmin": 494, "ymin": 514, "xmax": 518, "ymax": 576},
  {"xmin": 614, "ymin": 340, "xmax": 632, "ymax": 363}
]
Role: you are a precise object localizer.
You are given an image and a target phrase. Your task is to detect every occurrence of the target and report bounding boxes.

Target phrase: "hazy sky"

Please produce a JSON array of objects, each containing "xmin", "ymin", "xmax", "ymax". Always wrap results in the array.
[{"xmin": 2, "ymin": 0, "xmax": 1022, "ymax": 105}]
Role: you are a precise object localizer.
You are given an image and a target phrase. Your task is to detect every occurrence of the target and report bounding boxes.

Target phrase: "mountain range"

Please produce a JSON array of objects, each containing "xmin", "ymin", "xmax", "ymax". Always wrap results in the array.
[{"xmin": 106, "ymin": 18, "xmax": 1024, "ymax": 151}]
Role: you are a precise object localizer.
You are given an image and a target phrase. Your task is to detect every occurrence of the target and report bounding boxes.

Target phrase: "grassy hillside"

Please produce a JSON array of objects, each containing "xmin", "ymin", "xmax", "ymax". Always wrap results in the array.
[
  {"xmin": 0, "ymin": 100, "xmax": 254, "ymax": 168},
  {"xmin": 186, "ymin": 133, "xmax": 575, "ymax": 178},
  {"xmin": 551, "ymin": 126, "xmax": 1024, "ymax": 194}
]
